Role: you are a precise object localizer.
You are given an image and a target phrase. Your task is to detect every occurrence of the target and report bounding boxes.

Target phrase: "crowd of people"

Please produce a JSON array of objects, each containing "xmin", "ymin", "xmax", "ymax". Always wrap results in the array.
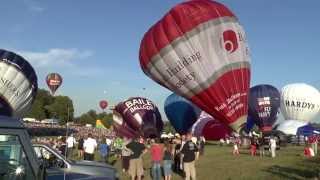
[
  {"xmin": 32, "ymin": 130, "xmax": 206, "ymax": 180},
  {"xmin": 29, "ymin": 120, "xmax": 320, "ymax": 180}
]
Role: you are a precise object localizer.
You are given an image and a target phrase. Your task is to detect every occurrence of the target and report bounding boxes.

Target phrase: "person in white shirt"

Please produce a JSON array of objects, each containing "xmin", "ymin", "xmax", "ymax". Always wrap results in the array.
[
  {"xmin": 83, "ymin": 133, "xmax": 97, "ymax": 161},
  {"xmin": 269, "ymin": 136, "xmax": 277, "ymax": 158},
  {"xmin": 66, "ymin": 134, "xmax": 77, "ymax": 159},
  {"xmin": 106, "ymin": 137, "xmax": 112, "ymax": 147}
]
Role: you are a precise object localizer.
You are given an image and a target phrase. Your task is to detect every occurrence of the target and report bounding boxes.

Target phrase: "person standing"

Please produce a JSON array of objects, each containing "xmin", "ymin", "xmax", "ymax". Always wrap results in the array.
[
  {"xmin": 77, "ymin": 136, "xmax": 84, "ymax": 159},
  {"xmin": 258, "ymin": 137, "xmax": 264, "ymax": 157},
  {"xmin": 181, "ymin": 133, "xmax": 199, "ymax": 180},
  {"xmin": 150, "ymin": 138, "xmax": 163, "ymax": 180},
  {"xmin": 66, "ymin": 134, "xmax": 77, "ymax": 159},
  {"xmin": 126, "ymin": 137, "xmax": 147, "ymax": 180},
  {"xmin": 309, "ymin": 134, "xmax": 318, "ymax": 155},
  {"xmin": 198, "ymin": 136, "xmax": 205, "ymax": 156},
  {"xmin": 83, "ymin": 133, "xmax": 97, "ymax": 161},
  {"xmin": 99, "ymin": 138, "xmax": 109, "ymax": 162},
  {"xmin": 121, "ymin": 139, "xmax": 132, "ymax": 173},
  {"xmin": 232, "ymin": 137, "xmax": 240, "ymax": 156},
  {"xmin": 163, "ymin": 143, "xmax": 174, "ymax": 180},
  {"xmin": 269, "ymin": 136, "xmax": 277, "ymax": 158}
]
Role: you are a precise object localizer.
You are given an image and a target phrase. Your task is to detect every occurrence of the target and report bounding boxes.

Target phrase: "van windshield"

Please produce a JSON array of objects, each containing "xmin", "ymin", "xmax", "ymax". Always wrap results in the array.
[{"xmin": 0, "ymin": 134, "xmax": 35, "ymax": 179}]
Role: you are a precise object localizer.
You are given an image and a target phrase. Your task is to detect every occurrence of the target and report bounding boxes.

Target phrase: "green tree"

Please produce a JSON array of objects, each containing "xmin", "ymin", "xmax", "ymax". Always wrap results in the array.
[
  {"xmin": 46, "ymin": 96, "xmax": 74, "ymax": 125},
  {"xmin": 26, "ymin": 89, "xmax": 54, "ymax": 120},
  {"xmin": 163, "ymin": 121, "xmax": 176, "ymax": 134},
  {"xmin": 78, "ymin": 113, "xmax": 95, "ymax": 125}
]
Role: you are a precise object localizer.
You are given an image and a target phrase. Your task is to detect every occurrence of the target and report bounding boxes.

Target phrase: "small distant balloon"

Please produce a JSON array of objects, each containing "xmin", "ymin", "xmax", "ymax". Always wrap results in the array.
[
  {"xmin": 99, "ymin": 100, "xmax": 108, "ymax": 110},
  {"xmin": 46, "ymin": 73, "xmax": 62, "ymax": 95}
]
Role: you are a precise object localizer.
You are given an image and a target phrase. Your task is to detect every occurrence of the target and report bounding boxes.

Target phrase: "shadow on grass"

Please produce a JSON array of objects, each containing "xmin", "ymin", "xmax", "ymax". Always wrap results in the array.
[{"xmin": 264, "ymin": 165, "xmax": 318, "ymax": 180}]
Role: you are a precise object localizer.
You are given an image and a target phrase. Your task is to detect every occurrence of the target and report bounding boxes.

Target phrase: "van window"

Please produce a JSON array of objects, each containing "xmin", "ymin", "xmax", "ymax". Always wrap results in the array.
[{"xmin": 0, "ymin": 134, "xmax": 35, "ymax": 180}]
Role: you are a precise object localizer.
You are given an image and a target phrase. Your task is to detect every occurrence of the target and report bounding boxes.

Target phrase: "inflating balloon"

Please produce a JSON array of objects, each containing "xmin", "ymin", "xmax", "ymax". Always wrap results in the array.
[
  {"xmin": 280, "ymin": 83, "xmax": 320, "ymax": 122},
  {"xmin": 113, "ymin": 97, "xmax": 163, "ymax": 138},
  {"xmin": 139, "ymin": 0, "xmax": 251, "ymax": 132},
  {"xmin": 276, "ymin": 120, "xmax": 307, "ymax": 135},
  {"xmin": 46, "ymin": 73, "xmax": 62, "ymax": 95},
  {"xmin": 113, "ymin": 110, "xmax": 139, "ymax": 138},
  {"xmin": 164, "ymin": 93, "xmax": 201, "ymax": 134},
  {"xmin": 245, "ymin": 116, "xmax": 255, "ymax": 133},
  {"xmin": 99, "ymin": 100, "xmax": 108, "ymax": 110},
  {"xmin": 248, "ymin": 84, "xmax": 280, "ymax": 132},
  {"xmin": 0, "ymin": 49, "xmax": 38, "ymax": 117},
  {"xmin": 191, "ymin": 111, "xmax": 231, "ymax": 140}
]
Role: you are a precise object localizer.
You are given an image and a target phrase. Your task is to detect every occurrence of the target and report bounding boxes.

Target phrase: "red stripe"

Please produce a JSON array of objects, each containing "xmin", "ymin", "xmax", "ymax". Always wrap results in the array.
[
  {"xmin": 139, "ymin": 0, "xmax": 235, "ymax": 70},
  {"xmin": 190, "ymin": 68, "xmax": 250, "ymax": 128}
]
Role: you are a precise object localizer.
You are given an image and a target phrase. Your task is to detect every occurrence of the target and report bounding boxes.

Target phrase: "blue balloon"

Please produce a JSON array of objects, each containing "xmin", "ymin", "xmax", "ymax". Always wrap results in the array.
[
  {"xmin": 248, "ymin": 84, "xmax": 280, "ymax": 133},
  {"xmin": 245, "ymin": 115, "xmax": 255, "ymax": 133},
  {"xmin": 164, "ymin": 93, "xmax": 201, "ymax": 134}
]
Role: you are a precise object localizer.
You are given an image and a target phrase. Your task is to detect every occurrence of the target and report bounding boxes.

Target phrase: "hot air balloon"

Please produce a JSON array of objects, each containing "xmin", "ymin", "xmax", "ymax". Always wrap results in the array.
[
  {"xmin": 191, "ymin": 111, "xmax": 231, "ymax": 140},
  {"xmin": 46, "ymin": 73, "xmax": 62, "ymax": 95},
  {"xmin": 113, "ymin": 109, "xmax": 139, "ymax": 138},
  {"xmin": 248, "ymin": 84, "xmax": 280, "ymax": 133},
  {"xmin": 113, "ymin": 97, "xmax": 163, "ymax": 138},
  {"xmin": 280, "ymin": 83, "xmax": 320, "ymax": 122},
  {"xmin": 139, "ymin": 0, "xmax": 251, "ymax": 132},
  {"xmin": 276, "ymin": 120, "xmax": 307, "ymax": 135},
  {"xmin": 245, "ymin": 116, "xmax": 255, "ymax": 133},
  {"xmin": 164, "ymin": 93, "xmax": 201, "ymax": 134},
  {"xmin": 99, "ymin": 100, "xmax": 108, "ymax": 111},
  {"xmin": 0, "ymin": 49, "xmax": 38, "ymax": 117}
]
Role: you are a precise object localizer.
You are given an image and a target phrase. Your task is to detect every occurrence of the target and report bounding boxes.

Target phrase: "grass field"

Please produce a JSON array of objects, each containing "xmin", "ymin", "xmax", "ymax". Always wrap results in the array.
[{"xmin": 107, "ymin": 143, "xmax": 320, "ymax": 180}]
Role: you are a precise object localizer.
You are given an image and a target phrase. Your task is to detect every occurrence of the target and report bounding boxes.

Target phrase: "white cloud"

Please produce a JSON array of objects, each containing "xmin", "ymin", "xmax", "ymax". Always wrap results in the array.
[
  {"xmin": 18, "ymin": 48, "xmax": 93, "ymax": 68},
  {"xmin": 23, "ymin": 0, "xmax": 45, "ymax": 13},
  {"xmin": 16, "ymin": 48, "xmax": 103, "ymax": 78}
]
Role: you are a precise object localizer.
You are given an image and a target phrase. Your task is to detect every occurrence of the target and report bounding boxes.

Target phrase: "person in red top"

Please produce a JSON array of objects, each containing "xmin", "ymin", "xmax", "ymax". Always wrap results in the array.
[
  {"xmin": 308, "ymin": 135, "xmax": 318, "ymax": 155},
  {"xmin": 150, "ymin": 138, "xmax": 163, "ymax": 180}
]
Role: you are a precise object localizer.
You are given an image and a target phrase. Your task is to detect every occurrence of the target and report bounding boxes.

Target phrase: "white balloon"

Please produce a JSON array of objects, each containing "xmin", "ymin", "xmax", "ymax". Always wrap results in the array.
[
  {"xmin": 280, "ymin": 83, "xmax": 320, "ymax": 122},
  {"xmin": 276, "ymin": 120, "xmax": 307, "ymax": 135}
]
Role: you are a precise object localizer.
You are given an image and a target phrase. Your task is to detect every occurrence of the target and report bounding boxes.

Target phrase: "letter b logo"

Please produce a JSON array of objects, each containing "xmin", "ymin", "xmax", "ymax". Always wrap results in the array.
[{"xmin": 222, "ymin": 30, "xmax": 238, "ymax": 53}]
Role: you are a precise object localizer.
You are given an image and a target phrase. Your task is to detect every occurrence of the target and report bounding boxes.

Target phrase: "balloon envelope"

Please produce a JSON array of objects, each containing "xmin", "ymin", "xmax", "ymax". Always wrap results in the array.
[
  {"xmin": 280, "ymin": 83, "xmax": 320, "ymax": 122},
  {"xmin": 113, "ymin": 97, "xmax": 163, "ymax": 138},
  {"xmin": 164, "ymin": 93, "xmax": 201, "ymax": 134},
  {"xmin": 248, "ymin": 84, "xmax": 280, "ymax": 132},
  {"xmin": 139, "ymin": 0, "xmax": 251, "ymax": 132},
  {"xmin": 46, "ymin": 73, "xmax": 62, "ymax": 95},
  {"xmin": 191, "ymin": 112, "xmax": 231, "ymax": 140},
  {"xmin": 245, "ymin": 116, "xmax": 255, "ymax": 133},
  {"xmin": 0, "ymin": 49, "xmax": 38, "ymax": 117},
  {"xmin": 276, "ymin": 120, "xmax": 307, "ymax": 135},
  {"xmin": 99, "ymin": 100, "xmax": 108, "ymax": 110}
]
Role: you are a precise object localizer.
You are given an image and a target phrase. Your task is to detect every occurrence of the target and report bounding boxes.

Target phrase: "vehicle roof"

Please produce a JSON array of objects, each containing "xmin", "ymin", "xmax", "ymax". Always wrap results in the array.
[{"xmin": 0, "ymin": 115, "xmax": 25, "ymax": 129}]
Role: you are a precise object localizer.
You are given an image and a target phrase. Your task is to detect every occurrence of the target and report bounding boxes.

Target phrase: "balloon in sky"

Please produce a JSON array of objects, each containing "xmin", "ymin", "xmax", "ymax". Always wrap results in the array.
[
  {"xmin": 99, "ymin": 100, "xmax": 108, "ymax": 110},
  {"xmin": 191, "ymin": 111, "xmax": 231, "ymax": 140},
  {"xmin": 280, "ymin": 83, "xmax": 320, "ymax": 122},
  {"xmin": 0, "ymin": 49, "xmax": 38, "ymax": 117},
  {"xmin": 139, "ymin": 0, "xmax": 251, "ymax": 132},
  {"xmin": 46, "ymin": 73, "xmax": 62, "ymax": 95},
  {"xmin": 112, "ymin": 97, "xmax": 163, "ymax": 138},
  {"xmin": 164, "ymin": 93, "xmax": 201, "ymax": 134},
  {"xmin": 248, "ymin": 84, "xmax": 280, "ymax": 132}
]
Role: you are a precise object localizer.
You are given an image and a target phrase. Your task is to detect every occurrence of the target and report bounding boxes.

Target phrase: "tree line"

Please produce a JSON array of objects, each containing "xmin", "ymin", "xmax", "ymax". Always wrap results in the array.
[{"xmin": 26, "ymin": 88, "xmax": 175, "ymax": 132}]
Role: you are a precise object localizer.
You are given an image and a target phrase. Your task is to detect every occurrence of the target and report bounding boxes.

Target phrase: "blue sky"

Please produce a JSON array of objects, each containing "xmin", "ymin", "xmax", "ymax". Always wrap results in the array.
[{"xmin": 1, "ymin": 0, "xmax": 319, "ymax": 121}]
